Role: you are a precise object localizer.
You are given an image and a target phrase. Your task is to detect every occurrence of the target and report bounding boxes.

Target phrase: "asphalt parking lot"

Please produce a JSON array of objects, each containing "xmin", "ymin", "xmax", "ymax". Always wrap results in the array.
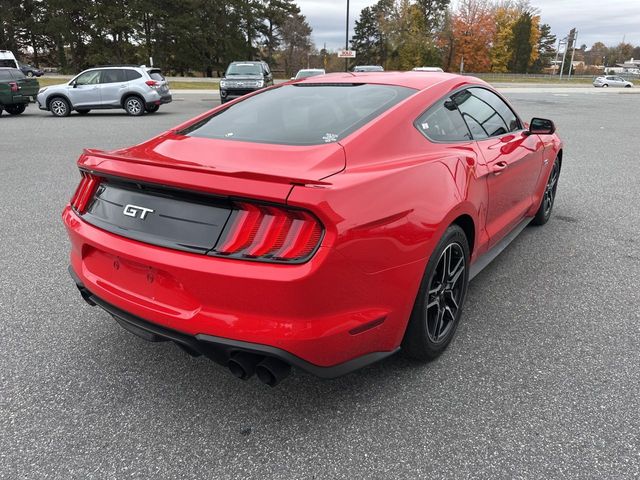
[{"xmin": 1, "ymin": 89, "xmax": 639, "ymax": 479}]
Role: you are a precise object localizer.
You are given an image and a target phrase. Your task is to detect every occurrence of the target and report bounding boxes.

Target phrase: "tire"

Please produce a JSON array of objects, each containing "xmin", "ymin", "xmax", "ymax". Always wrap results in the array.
[
  {"xmin": 49, "ymin": 97, "xmax": 71, "ymax": 117},
  {"xmin": 602, "ymin": 84, "xmax": 608, "ymax": 88},
  {"xmin": 402, "ymin": 224, "xmax": 470, "ymax": 361},
  {"xmin": 26, "ymin": 71, "xmax": 34, "ymax": 78},
  {"xmin": 5, "ymin": 104, "xmax": 26, "ymax": 115},
  {"xmin": 76, "ymin": 109, "xmax": 91, "ymax": 115},
  {"xmin": 625, "ymin": 84, "xmax": 632, "ymax": 88},
  {"xmin": 145, "ymin": 104, "xmax": 159, "ymax": 113},
  {"xmin": 531, "ymin": 156, "xmax": 560, "ymax": 226},
  {"xmin": 124, "ymin": 96, "xmax": 144, "ymax": 116},
  {"xmin": 0, "ymin": 106, "xmax": 3, "ymax": 116}
]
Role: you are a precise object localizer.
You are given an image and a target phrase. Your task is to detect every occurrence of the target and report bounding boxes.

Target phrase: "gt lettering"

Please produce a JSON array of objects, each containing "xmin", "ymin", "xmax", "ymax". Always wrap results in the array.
[{"xmin": 123, "ymin": 204, "xmax": 154, "ymax": 219}]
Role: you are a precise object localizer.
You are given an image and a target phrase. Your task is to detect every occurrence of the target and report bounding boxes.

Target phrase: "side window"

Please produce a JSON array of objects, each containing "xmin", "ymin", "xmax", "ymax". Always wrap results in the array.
[
  {"xmin": 10, "ymin": 69, "xmax": 26, "ymax": 80},
  {"xmin": 469, "ymin": 87, "xmax": 520, "ymax": 132},
  {"xmin": 415, "ymin": 98, "xmax": 472, "ymax": 142},
  {"xmin": 125, "ymin": 70, "xmax": 142, "ymax": 81},
  {"xmin": 100, "ymin": 69, "xmax": 126, "ymax": 84},
  {"xmin": 0, "ymin": 69, "xmax": 12, "ymax": 81},
  {"xmin": 75, "ymin": 70, "xmax": 101, "ymax": 85},
  {"xmin": 452, "ymin": 89, "xmax": 507, "ymax": 139}
]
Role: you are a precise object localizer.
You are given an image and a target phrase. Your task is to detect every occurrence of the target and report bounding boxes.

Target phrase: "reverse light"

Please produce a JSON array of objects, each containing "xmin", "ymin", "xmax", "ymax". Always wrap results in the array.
[
  {"xmin": 214, "ymin": 202, "xmax": 323, "ymax": 263},
  {"xmin": 70, "ymin": 171, "xmax": 101, "ymax": 213}
]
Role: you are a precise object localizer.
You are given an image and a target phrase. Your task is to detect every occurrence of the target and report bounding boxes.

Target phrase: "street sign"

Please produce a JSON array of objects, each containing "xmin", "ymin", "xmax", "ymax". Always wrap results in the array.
[{"xmin": 338, "ymin": 50, "xmax": 356, "ymax": 59}]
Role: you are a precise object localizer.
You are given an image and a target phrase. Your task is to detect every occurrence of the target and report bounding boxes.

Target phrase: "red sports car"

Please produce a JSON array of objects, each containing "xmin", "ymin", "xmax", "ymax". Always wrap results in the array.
[{"xmin": 64, "ymin": 72, "xmax": 562, "ymax": 386}]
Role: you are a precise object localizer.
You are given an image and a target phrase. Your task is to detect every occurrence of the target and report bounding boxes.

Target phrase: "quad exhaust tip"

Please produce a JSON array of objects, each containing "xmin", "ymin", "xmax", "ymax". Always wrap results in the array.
[
  {"xmin": 227, "ymin": 352, "xmax": 291, "ymax": 386},
  {"xmin": 255, "ymin": 357, "xmax": 291, "ymax": 387}
]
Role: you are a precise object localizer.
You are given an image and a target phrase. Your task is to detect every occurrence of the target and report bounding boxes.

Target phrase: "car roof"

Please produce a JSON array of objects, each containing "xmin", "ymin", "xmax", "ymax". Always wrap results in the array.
[{"xmin": 295, "ymin": 71, "xmax": 481, "ymax": 92}]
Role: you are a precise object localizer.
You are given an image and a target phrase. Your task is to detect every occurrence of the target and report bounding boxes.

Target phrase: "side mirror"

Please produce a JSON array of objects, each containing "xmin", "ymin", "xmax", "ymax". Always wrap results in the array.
[
  {"xmin": 527, "ymin": 117, "xmax": 555, "ymax": 135},
  {"xmin": 71, "ymin": 81, "xmax": 78, "ymax": 88}
]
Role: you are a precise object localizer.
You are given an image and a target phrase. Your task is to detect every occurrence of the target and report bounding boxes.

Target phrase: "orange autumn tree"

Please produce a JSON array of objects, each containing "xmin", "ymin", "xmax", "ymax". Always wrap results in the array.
[{"xmin": 451, "ymin": 0, "xmax": 495, "ymax": 72}]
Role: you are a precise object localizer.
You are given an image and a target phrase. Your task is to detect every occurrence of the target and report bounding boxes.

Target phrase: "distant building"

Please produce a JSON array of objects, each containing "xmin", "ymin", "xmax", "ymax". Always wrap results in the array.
[{"xmin": 616, "ymin": 58, "xmax": 640, "ymax": 74}]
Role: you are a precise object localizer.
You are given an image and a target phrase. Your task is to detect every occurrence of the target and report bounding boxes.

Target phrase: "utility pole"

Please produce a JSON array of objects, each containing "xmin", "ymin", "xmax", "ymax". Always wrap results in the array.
[
  {"xmin": 345, "ymin": 0, "xmax": 350, "ymax": 72},
  {"xmin": 559, "ymin": 30, "xmax": 574, "ymax": 80},
  {"xmin": 568, "ymin": 30, "xmax": 578, "ymax": 80}
]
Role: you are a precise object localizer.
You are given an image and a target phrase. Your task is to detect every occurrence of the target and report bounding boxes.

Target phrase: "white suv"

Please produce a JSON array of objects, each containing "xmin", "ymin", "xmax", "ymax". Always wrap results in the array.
[{"xmin": 37, "ymin": 66, "xmax": 172, "ymax": 116}]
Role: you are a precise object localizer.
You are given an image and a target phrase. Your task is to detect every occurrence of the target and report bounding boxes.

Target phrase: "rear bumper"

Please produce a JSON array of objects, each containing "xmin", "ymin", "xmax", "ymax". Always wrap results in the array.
[
  {"xmin": 63, "ymin": 206, "xmax": 409, "ymax": 370},
  {"xmin": 70, "ymin": 267, "xmax": 396, "ymax": 378}
]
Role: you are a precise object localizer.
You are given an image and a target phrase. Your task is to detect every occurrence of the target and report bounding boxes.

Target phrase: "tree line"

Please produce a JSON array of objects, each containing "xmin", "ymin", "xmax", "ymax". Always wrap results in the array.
[
  {"xmin": 0, "ymin": 0, "xmax": 313, "ymax": 76},
  {"xmin": 351, "ymin": 0, "xmax": 640, "ymax": 74}
]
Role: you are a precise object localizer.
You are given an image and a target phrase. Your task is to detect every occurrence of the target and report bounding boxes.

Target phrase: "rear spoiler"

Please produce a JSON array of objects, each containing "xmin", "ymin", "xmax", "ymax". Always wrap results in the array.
[{"xmin": 80, "ymin": 148, "xmax": 332, "ymax": 187}]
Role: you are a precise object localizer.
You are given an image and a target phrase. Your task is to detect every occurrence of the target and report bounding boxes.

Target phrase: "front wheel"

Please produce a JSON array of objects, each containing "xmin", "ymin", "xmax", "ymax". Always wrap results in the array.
[
  {"xmin": 124, "ymin": 96, "xmax": 144, "ymax": 116},
  {"xmin": 26, "ymin": 71, "xmax": 34, "ymax": 78},
  {"xmin": 531, "ymin": 156, "xmax": 560, "ymax": 226},
  {"xmin": 5, "ymin": 104, "xmax": 27, "ymax": 115},
  {"xmin": 602, "ymin": 84, "xmax": 609, "ymax": 88},
  {"xmin": 49, "ymin": 97, "xmax": 70, "ymax": 117},
  {"xmin": 402, "ymin": 225, "xmax": 470, "ymax": 361}
]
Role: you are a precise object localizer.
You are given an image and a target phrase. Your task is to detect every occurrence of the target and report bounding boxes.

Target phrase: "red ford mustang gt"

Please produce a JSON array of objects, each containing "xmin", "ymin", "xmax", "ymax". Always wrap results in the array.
[{"xmin": 64, "ymin": 72, "xmax": 562, "ymax": 386}]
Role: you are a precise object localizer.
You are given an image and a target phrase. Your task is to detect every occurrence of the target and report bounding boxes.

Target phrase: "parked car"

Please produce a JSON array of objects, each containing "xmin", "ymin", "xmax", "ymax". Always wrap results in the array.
[
  {"xmin": 37, "ymin": 65, "xmax": 172, "ymax": 117},
  {"xmin": 353, "ymin": 65, "xmax": 384, "ymax": 72},
  {"xmin": 0, "ymin": 67, "xmax": 39, "ymax": 116},
  {"xmin": 593, "ymin": 75, "xmax": 633, "ymax": 87},
  {"xmin": 292, "ymin": 68, "xmax": 326, "ymax": 80},
  {"xmin": 19, "ymin": 62, "xmax": 44, "ymax": 77},
  {"xmin": 64, "ymin": 72, "xmax": 562, "ymax": 386},
  {"xmin": 412, "ymin": 67, "xmax": 444, "ymax": 72},
  {"xmin": 219, "ymin": 61, "xmax": 273, "ymax": 104},
  {"xmin": 0, "ymin": 50, "xmax": 19, "ymax": 69}
]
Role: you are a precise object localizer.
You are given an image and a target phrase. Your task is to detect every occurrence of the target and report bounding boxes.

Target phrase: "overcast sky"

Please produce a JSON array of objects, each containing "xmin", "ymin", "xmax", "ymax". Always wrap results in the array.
[{"xmin": 297, "ymin": 0, "xmax": 640, "ymax": 51}]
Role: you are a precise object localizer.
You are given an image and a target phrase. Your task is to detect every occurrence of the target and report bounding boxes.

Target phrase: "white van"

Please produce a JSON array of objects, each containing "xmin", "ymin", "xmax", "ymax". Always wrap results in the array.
[{"xmin": 0, "ymin": 50, "xmax": 19, "ymax": 69}]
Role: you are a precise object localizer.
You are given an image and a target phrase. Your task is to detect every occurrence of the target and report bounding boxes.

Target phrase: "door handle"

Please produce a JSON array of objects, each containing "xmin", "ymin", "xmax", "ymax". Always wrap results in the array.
[{"xmin": 490, "ymin": 161, "xmax": 508, "ymax": 175}]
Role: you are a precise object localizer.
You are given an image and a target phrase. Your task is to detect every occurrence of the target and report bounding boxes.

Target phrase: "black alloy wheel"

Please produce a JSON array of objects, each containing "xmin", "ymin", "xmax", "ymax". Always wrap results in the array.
[
  {"xmin": 402, "ymin": 224, "xmax": 470, "ymax": 360},
  {"xmin": 426, "ymin": 243, "xmax": 466, "ymax": 343},
  {"xmin": 531, "ymin": 156, "xmax": 560, "ymax": 226}
]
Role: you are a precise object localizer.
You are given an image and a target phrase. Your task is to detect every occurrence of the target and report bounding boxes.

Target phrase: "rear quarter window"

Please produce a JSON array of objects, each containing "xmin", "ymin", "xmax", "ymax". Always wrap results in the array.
[
  {"xmin": 181, "ymin": 84, "xmax": 415, "ymax": 146},
  {"xmin": 0, "ymin": 70, "xmax": 13, "ymax": 81},
  {"xmin": 126, "ymin": 70, "xmax": 142, "ymax": 81},
  {"xmin": 10, "ymin": 69, "xmax": 26, "ymax": 80}
]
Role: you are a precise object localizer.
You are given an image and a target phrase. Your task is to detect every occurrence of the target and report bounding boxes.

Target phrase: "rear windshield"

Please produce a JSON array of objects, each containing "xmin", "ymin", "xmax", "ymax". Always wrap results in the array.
[
  {"xmin": 226, "ymin": 63, "xmax": 262, "ymax": 76},
  {"xmin": 181, "ymin": 84, "xmax": 415, "ymax": 146},
  {"xmin": 148, "ymin": 70, "xmax": 164, "ymax": 81}
]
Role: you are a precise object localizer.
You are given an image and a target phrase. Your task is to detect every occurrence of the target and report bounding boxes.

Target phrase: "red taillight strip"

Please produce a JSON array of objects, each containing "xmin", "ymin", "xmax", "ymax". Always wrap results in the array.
[
  {"xmin": 71, "ymin": 172, "xmax": 101, "ymax": 213},
  {"xmin": 216, "ymin": 203, "xmax": 263, "ymax": 253},
  {"xmin": 244, "ymin": 208, "xmax": 292, "ymax": 257},
  {"xmin": 272, "ymin": 212, "xmax": 322, "ymax": 260},
  {"xmin": 214, "ymin": 203, "xmax": 323, "ymax": 262}
]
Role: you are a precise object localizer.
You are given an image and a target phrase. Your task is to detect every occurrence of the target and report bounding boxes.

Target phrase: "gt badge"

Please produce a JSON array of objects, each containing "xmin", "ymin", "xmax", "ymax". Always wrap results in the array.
[{"xmin": 123, "ymin": 204, "xmax": 154, "ymax": 220}]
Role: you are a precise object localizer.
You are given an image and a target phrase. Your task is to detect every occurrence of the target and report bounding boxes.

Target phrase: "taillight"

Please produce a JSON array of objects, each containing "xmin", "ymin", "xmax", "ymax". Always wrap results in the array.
[
  {"xmin": 214, "ymin": 202, "xmax": 323, "ymax": 263},
  {"xmin": 70, "ymin": 171, "xmax": 101, "ymax": 213},
  {"xmin": 9, "ymin": 82, "xmax": 18, "ymax": 92},
  {"xmin": 145, "ymin": 80, "xmax": 158, "ymax": 88}
]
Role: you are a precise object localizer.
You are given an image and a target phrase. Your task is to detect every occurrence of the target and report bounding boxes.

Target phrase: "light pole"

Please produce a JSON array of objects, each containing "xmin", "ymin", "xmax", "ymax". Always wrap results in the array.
[{"xmin": 345, "ymin": 0, "xmax": 350, "ymax": 72}]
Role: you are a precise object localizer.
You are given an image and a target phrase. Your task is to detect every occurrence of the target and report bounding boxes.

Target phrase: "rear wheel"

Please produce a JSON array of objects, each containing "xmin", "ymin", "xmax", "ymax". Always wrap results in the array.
[
  {"xmin": 26, "ymin": 71, "xmax": 34, "ymax": 78},
  {"xmin": 49, "ymin": 97, "xmax": 70, "ymax": 117},
  {"xmin": 402, "ymin": 225, "xmax": 470, "ymax": 361},
  {"xmin": 76, "ymin": 109, "xmax": 91, "ymax": 115},
  {"xmin": 124, "ymin": 96, "xmax": 144, "ymax": 116},
  {"xmin": 5, "ymin": 104, "xmax": 27, "ymax": 115},
  {"xmin": 531, "ymin": 156, "xmax": 560, "ymax": 226},
  {"xmin": 145, "ymin": 104, "xmax": 160, "ymax": 113}
]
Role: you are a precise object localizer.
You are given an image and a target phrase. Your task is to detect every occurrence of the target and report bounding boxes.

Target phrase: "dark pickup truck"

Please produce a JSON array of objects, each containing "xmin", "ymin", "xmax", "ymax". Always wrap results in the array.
[{"xmin": 0, "ymin": 67, "xmax": 39, "ymax": 115}]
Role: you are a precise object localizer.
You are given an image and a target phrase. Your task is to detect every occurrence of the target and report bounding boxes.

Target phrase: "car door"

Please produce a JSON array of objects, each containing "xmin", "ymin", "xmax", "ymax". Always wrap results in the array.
[
  {"xmin": 97, "ymin": 69, "xmax": 128, "ymax": 106},
  {"xmin": 453, "ymin": 87, "xmax": 544, "ymax": 247},
  {"xmin": 68, "ymin": 70, "xmax": 101, "ymax": 107}
]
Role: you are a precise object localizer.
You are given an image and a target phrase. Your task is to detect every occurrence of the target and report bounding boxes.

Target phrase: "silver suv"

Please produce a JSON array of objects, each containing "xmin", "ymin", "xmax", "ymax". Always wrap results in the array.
[{"xmin": 37, "ymin": 66, "xmax": 172, "ymax": 117}]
